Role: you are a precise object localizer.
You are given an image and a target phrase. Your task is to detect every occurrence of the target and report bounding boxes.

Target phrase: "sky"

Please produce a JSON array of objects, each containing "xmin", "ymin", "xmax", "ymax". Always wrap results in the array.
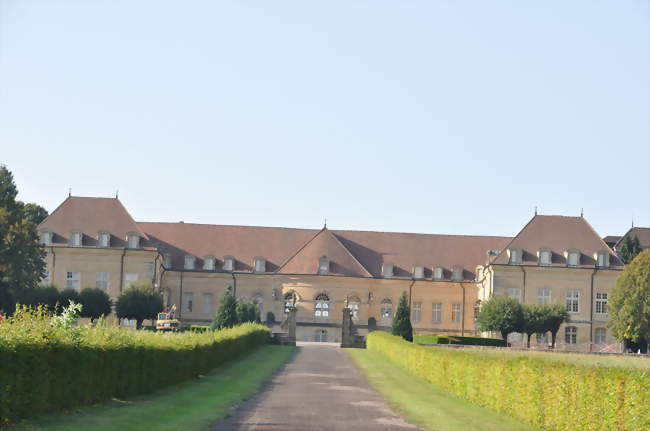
[{"xmin": 1, "ymin": 1, "xmax": 648, "ymax": 239}]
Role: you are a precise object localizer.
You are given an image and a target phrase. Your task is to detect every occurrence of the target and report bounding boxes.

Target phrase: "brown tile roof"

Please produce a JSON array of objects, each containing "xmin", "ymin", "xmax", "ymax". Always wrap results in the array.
[
  {"xmin": 615, "ymin": 227, "xmax": 650, "ymax": 250},
  {"xmin": 38, "ymin": 196, "xmax": 147, "ymax": 246},
  {"xmin": 276, "ymin": 228, "xmax": 373, "ymax": 277},
  {"xmin": 602, "ymin": 235, "xmax": 621, "ymax": 247},
  {"xmin": 490, "ymin": 215, "xmax": 623, "ymax": 268}
]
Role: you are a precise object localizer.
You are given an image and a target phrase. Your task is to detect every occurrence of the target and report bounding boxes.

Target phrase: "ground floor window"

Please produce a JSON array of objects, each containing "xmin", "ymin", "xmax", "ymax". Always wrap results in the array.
[
  {"xmin": 412, "ymin": 302, "xmax": 421, "ymax": 323},
  {"xmin": 536, "ymin": 332, "xmax": 549, "ymax": 345},
  {"xmin": 594, "ymin": 328, "xmax": 607, "ymax": 345},
  {"xmin": 380, "ymin": 299, "xmax": 393, "ymax": 319},
  {"xmin": 315, "ymin": 329, "xmax": 328, "ymax": 342},
  {"xmin": 565, "ymin": 326, "xmax": 577, "ymax": 345},
  {"xmin": 451, "ymin": 304, "xmax": 461, "ymax": 323}
]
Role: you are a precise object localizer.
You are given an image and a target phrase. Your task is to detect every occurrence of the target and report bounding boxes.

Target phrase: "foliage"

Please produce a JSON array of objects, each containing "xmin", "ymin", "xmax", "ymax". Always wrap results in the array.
[
  {"xmin": 79, "ymin": 288, "xmax": 112, "ymax": 321},
  {"xmin": 15, "ymin": 284, "xmax": 60, "ymax": 311},
  {"xmin": 236, "ymin": 299, "xmax": 260, "ymax": 325},
  {"xmin": 189, "ymin": 325, "xmax": 210, "ymax": 332},
  {"xmin": 475, "ymin": 295, "xmax": 523, "ymax": 341},
  {"xmin": 620, "ymin": 235, "xmax": 643, "ymax": 264},
  {"xmin": 115, "ymin": 283, "xmax": 163, "ymax": 329},
  {"xmin": 266, "ymin": 311, "xmax": 275, "ymax": 324},
  {"xmin": 59, "ymin": 288, "xmax": 81, "ymax": 308},
  {"xmin": 540, "ymin": 303, "xmax": 569, "ymax": 348},
  {"xmin": 16, "ymin": 202, "xmax": 49, "ymax": 225},
  {"xmin": 0, "ymin": 309, "xmax": 269, "ymax": 425},
  {"xmin": 608, "ymin": 250, "xmax": 650, "ymax": 347},
  {"xmin": 391, "ymin": 291, "xmax": 413, "ymax": 342},
  {"xmin": 413, "ymin": 334, "xmax": 507, "ymax": 347},
  {"xmin": 51, "ymin": 301, "xmax": 83, "ymax": 330},
  {"xmin": 522, "ymin": 304, "xmax": 547, "ymax": 348},
  {"xmin": 0, "ymin": 165, "xmax": 46, "ymax": 314},
  {"xmin": 367, "ymin": 331, "xmax": 649, "ymax": 431},
  {"xmin": 211, "ymin": 288, "xmax": 237, "ymax": 330}
]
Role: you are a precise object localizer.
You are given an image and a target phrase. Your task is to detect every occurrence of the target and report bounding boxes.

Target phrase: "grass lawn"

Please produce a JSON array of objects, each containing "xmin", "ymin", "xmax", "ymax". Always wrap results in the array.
[
  {"xmin": 348, "ymin": 349, "xmax": 541, "ymax": 431},
  {"xmin": 8, "ymin": 345, "xmax": 294, "ymax": 431}
]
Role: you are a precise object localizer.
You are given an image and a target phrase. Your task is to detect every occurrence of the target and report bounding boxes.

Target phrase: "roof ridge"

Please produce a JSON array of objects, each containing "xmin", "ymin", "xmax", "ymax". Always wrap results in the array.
[
  {"xmin": 329, "ymin": 231, "xmax": 373, "ymax": 277},
  {"xmin": 137, "ymin": 221, "xmax": 318, "ymax": 232},
  {"xmin": 274, "ymin": 228, "xmax": 326, "ymax": 273},
  {"xmin": 114, "ymin": 199, "xmax": 149, "ymax": 240}
]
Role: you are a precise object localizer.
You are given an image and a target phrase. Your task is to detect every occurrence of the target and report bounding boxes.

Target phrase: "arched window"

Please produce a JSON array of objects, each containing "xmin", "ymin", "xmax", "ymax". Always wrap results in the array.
[
  {"xmin": 284, "ymin": 291, "xmax": 297, "ymax": 314},
  {"xmin": 380, "ymin": 299, "xmax": 392, "ymax": 319},
  {"xmin": 348, "ymin": 296, "xmax": 361, "ymax": 320},
  {"xmin": 314, "ymin": 293, "xmax": 330, "ymax": 318},
  {"xmin": 315, "ymin": 329, "xmax": 328, "ymax": 342}
]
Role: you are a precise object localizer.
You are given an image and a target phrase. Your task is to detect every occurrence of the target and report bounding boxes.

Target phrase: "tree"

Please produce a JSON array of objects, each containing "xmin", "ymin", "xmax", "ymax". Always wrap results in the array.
[
  {"xmin": 58, "ymin": 289, "xmax": 81, "ymax": 309},
  {"xmin": 235, "ymin": 299, "xmax": 259, "ymax": 324},
  {"xmin": 211, "ymin": 288, "xmax": 237, "ymax": 330},
  {"xmin": 15, "ymin": 284, "xmax": 59, "ymax": 311},
  {"xmin": 115, "ymin": 283, "xmax": 163, "ymax": 329},
  {"xmin": 522, "ymin": 304, "xmax": 546, "ymax": 348},
  {"xmin": 620, "ymin": 235, "xmax": 643, "ymax": 265},
  {"xmin": 392, "ymin": 291, "xmax": 413, "ymax": 342},
  {"xmin": 79, "ymin": 287, "xmax": 112, "ymax": 321},
  {"xmin": 0, "ymin": 166, "xmax": 46, "ymax": 314},
  {"xmin": 540, "ymin": 303, "xmax": 569, "ymax": 348},
  {"xmin": 16, "ymin": 202, "xmax": 48, "ymax": 225},
  {"xmin": 476, "ymin": 295, "xmax": 524, "ymax": 342},
  {"xmin": 608, "ymin": 250, "xmax": 650, "ymax": 350}
]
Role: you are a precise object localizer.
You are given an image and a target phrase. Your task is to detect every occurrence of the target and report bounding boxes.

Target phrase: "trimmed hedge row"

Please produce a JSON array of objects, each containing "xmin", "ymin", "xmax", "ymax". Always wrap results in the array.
[
  {"xmin": 414, "ymin": 334, "xmax": 507, "ymax": 347},
  {"xmin": 368, "ymin": 332, "xmax": 649, "ymax": 431},
  {"xmin": 0, "ymin": 318, "xmax": 269, "ymax": 425}
]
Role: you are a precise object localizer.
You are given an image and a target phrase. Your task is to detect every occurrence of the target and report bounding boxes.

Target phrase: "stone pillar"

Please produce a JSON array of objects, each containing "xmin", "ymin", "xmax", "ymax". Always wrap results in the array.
[{"xmin": 287, "ymin": 306, "xmax": 297, "ymax": 342}]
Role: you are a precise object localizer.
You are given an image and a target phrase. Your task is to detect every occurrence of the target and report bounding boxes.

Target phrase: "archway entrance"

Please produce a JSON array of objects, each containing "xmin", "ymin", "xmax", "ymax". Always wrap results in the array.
[{"xmin": 315, "ymin": 329, "xmax": 328, "ymax": 342}]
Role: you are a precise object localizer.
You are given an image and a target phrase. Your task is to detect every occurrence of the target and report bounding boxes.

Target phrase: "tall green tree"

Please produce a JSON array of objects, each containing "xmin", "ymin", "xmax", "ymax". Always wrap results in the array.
[
  {"xmin": 211, "ymin": 287, "xmax": 237, "ymax": 330},
  {"xmin": 522, "ymin": 304, "xmax": 547, "ymax": 348},
  {"xmin": 608, "ymin": 250, "xmax": 650, "ymax": 349},
  {"xmin": 620, "ymin": 235, "xmax": 643, "ymax": 264},
  {"xmin": 16, "ymin": 202, "xmax": 49, "ymax": 225},
  {"xmin": 392, "ymin": 291, "xmax": 413, "ymax": 342},
  {"xmin": 0, "ymin": 166, "xmax": 46, "ymax": 314},
  {"xmin": 540, "ymin": 303, "xmax": 569, "ymax": 348},
  {"xmin": 115, "ymin": 282, "xmax": 163, "ymax": 329},
  {"xmin": 476, "ymin": 295, "xmax": 524, "ymax": 342},
  {"xmin": 79, "ymin": 287, "xmax": 112, "ymax": 321}
]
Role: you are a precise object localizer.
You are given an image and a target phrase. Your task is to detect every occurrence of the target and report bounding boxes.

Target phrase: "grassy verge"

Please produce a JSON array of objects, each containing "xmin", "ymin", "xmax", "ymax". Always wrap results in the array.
[
  {"xmin": 347, "ymin": 349, "xmax": 541, "ymax": 431},
  {"xmin": 8, "ymin": 345, "xmax": 294, "ymax": 431}
]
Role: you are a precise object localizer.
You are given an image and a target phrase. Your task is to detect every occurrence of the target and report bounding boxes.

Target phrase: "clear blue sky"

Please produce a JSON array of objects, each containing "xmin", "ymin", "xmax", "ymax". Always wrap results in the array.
[{"xmin": 1, "ymin": 1, "xmax": 648, "ymax": 238}]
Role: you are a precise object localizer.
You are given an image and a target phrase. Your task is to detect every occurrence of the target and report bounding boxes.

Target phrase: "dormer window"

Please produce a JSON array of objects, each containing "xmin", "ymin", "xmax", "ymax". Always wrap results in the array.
[
  {"xmin": 565, "ymin": 250, "xmax": 580, "ymax": 267},
  {"xmin": 318, "ymin": 257, "xmax": 330, "ymax": 275},
  {"xmin": 254, "ymin": 257, "xmax": 266, "ymax": 273},
  {"xmin": 413, "ymin": 266, "xmax": 424, "ymax": 280},
  {"xmin": 223, "ymin": 256, "xmax": 235, "ymax": 272},
  {"xmin": 127, "ymin": 233, "xmax": 140, "ymax": 249},
  {"xmin": 508, "ymin": 249, "xmax": 522, "ymax": 265},
  {"xmin": 184, "ymin": 255, "xmax": 196, "ymax": 270},
  {"xmin": 70, "ymin": 231, "xmax": 82, "ymax": 247},
  {"xmin": 538, "ymin": 249, "xmax": 551, "ymax": 266},
  {"xmin": 163, "ymin": 253, "xmax": 172, "ymax": 268},
  {"xmin": 98, "ymin": 232, "xmax": 110, "ymax": 248},
  {"xmin": 203, "ymin": 256, "xmax": 215, "ymax": 271},
  {"xmin": 382, "ymin": 263, "xmax": 394, "ymax": 279},
  {"xmin": 433, "ymin": 267, "xmax": 444, "ymax": 280},
  {"xmin": 595, "ymin": 251, "xmax": 609, "ymax": 268},
  {"xmin": 39, "ymin": 231, "xmax": 52, "ymax": 246},
  {"xmin": 452, "ymin": 267, "xmax": 464, "ymax": 281}
]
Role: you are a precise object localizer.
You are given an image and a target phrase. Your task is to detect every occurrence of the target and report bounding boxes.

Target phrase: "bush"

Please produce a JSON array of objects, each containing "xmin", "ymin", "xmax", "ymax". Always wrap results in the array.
[
  {"xmin": 413, "ymin": 334, "xmax": 506, "ymax": 347},
  {"xmin": 115, "ymin": 283, "xmax": 163, "ymax": 329},
  {"xmin": 58, "ymin": 289, "xmax": 81, "ymax": 308},
  {"xmin": 266, "ymin": 311, "xmax": 276, "ymax": 324},
  {"xmin": 368, "ymin": 332, "xmax": 649, "ymax": 431},
  {"xmin": 79, "ymin": 288, "xmax": 112, "ymax": 321},
  {"xmin": 0, "ymin": 307, "xmax": 270, "ymax": 425},
  {"xmin": 189, "ymin": 325, "xmax": 210, "ymax": 332}
]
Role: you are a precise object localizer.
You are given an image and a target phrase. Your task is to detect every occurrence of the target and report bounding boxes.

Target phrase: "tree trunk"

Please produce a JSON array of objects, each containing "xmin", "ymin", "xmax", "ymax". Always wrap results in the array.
[
  {"xmin": 501, "ymin": 331, "xmax": 509, "ymax": 346},
  {"xmin": 550, "ymin": 331, "xmax": 557, "ymax": 349},
  {"xmin": 526, "ymin": 333, "xmax": 532, "ymax": 348},
  {"xmin": 136, "ymin": 319, "xmax": 143, "ymax": 330}
]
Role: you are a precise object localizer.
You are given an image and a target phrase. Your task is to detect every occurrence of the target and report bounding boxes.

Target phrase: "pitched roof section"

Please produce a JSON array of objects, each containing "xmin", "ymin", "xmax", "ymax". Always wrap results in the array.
[
  {"xmin": 491, "ymin": 215, "xmax": 623, "ymax": 268},
  {"xmin": 615, "ymin": 227, "xmax": 650, "ymax": 250},
  {"xmin": 276, "ymin": 228, "xmax": 373, "ymax": 277},
  {"xmin": 38, "ymin": 196, "xmax": 147, "ymax": 245}
]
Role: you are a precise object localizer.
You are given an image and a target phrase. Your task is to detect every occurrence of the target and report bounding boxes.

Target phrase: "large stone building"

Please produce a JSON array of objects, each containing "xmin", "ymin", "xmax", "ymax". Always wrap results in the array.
[{"xmin": 37, "ymin": 196, "xmax": 627, "ymax": 350}]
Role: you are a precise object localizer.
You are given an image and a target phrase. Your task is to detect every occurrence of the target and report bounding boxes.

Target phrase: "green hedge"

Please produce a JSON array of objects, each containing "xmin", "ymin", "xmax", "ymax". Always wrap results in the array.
[
  {"xmin": 414, "ymin": 334, "xmax": 507, "ymax": 347},
  {"xmin": 0, "ymin": 312, "xmax": 269, "ymax": 425},
  {"xmin": 190, "ymin": 325, "xmax": 211, "ymax": 332},
  {"xmin": 367, "ymin": 332, "xmax": 649, "ymax": 431}
]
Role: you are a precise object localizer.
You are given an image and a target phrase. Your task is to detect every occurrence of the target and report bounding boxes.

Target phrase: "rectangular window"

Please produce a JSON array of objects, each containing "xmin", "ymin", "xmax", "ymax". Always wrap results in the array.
[
  {"xmin": 223, "ymin": 257, "xmax": 234, "ymax": 271},
  {"xmin": 124, "ymin": 273, "xmax": 138, "ymax": 288},
  {"xmin": 597, "ymin": 253, "xmax": 607, "ymax": 268},
  {"xmin": 452, "ymin": 267, "xmax": 463, "ymax": 281},
  {"xmin": 568, "ymin": 252, "xmax": 579, "ymax": 267},
  {"xmin": 98, "ymin": 232, "xmax": 110, "ymax": 248},
  {"xmin": 184, "ymin": 255, "xmax": 195, "ymax": 270},
  {"xmin": 433, "ymin": 267, "xmax": 443, "ymax": 280},
  {"xmin": 96, "ymin": 272, "xmax": 109, "ymax": 290},
  {"xmin": 565, "ymin": 326, "xmax": 577, "ymax": 345},
  {"xmin": 413, "ymin": 266, "xmax": 424, "ymax": 279},
  {"xmin": 537, "ymin": 288, "xmax": 550, "ymax": 305},
  {"xmin": 382, "ymin": 264, "xmax": 393, "ymax": 278},
  {"xmin": 451, "ymin": 304, "xmax": 461, "ymax": 323},
  {"xmin": 595, "ymin": 292, "xmax": 608, "ymax": 314},
  {"xmin": 412, "ymin": 302, "xmax": 421, "ymax": 323},
  {"xmin": 66, "ymin": 272, "xmax": 81, "ymax": 291},
  {"xmin": 183, "ymin": 292, "xmax": 194, "ymax": 313},
  {"xmin": 255, "ymin": 258, "xmax": 266, "ymax": 273},
  {"xmin": 432, "ymin": 303, "xmax": 442, "ymax": 324},
  {"xmin": 127, "ymin": 235, "xmax": 140, "ymax": 249},
  {"xmin": 164, "ymin": 253, "xmax": 172, "ymax": 268},
  {"xmin": 202, "ymin": 293, "xmax": 213, "ymax": 315},
  {"xmin": 203, "ymin": 257, "xmax": 214, "ymax": 271},
  {"xmin": 539, "ymin": 250, "xmax": 552, "ymax": 266},
  {"xmin": 40, "ymin": 231, "xmax": 52, "ymax": 246},
  {"xmin": 509, "ymin": 249, "xmax": 521, "ymax": 264},
  {"xmin": 566, "ymin": 290, "xmax": 579, "ymax": 313},
  {"xmin": 507, "ymin": 288, "xmax": 521, "ymax": 301},
  {"xmin": 595, "ymin": 328, "xmax": 607, "ymax": 345},
  {"xmin": 536, "ymin": 332, "xmax": 549, "ymax": 345},
  {"xmin": 71, "ymin": 232, "xmax": 82, "ymax": 247}
]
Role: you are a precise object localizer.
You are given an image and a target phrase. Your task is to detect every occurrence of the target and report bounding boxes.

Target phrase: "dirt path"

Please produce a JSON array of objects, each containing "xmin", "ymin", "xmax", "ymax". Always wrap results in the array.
[{"xmin": 212, "ymin": 342, "xmax": 418, "ymax": 431}]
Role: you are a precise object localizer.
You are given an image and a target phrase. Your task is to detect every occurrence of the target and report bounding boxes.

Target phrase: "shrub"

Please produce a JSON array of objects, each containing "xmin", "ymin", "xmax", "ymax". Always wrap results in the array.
[
  {"xmin": 368, "ymin": 331, "xmax": 649, "ymax": 431},
  {"xmin": 79, "ymin": 287, "xmax": 112, "ymax": 321},
  {"xmin": 266, "ymin": 311, "xmax": 276, "ymax": 324},
  {"xmin": 212, "ymin": 288, "xmax": 237, "ymax": 330},
  {"xmin": 58, "ymin": 288, "xmax": 81, "ymax": 308},
  {"xmin": 0, "ymin": 307, "xmax": 269, "ymax": 425},
  {"xmin": 115, "ymin": 283, "xmax": 163, "ymax": 329},
  {"xmin": 413, "ymin": 334, "xmax": 507, "ymax": 347},
  {"xmin": 391, "ymin": 292, "xmax": 413, "ymax": 342},
  {"xmin": 190, "ymin": 325, "xmax": 210, "ymax": 332}
]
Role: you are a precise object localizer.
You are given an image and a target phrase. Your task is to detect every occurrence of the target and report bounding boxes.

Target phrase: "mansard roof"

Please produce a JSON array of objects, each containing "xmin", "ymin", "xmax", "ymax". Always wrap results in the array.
[
  {"xmin": 38, "ymin": 196, "xmax": 148, "ymax": 246},
  {"xmin": 490, "ymin": 215, "xmax": 623, "ymax": 268}
]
